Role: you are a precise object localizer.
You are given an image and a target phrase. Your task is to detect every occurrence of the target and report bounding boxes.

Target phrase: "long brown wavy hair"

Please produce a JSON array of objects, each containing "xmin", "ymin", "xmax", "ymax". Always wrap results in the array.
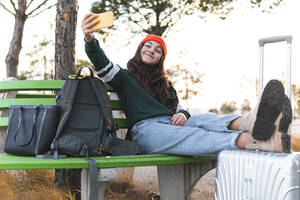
[{"xmin": 127, "ymin": 44, "xmax": 170, "ymax": 105}]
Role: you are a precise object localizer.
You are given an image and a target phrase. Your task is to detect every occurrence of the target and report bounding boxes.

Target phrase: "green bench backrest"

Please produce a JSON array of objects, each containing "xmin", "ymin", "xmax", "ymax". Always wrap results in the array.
[{"xmin": 0, "ymin": 80, "xmax": 127, "ymax": 129}]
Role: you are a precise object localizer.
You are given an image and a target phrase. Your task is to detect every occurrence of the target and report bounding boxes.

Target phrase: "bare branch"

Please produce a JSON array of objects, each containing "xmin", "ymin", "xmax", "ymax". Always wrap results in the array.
[
  {"xmin": 0, "ymin": 2, "xmax": 15, "ymax": 15},
  {"xmin": 130, "ymin": 17, "xmax": 148, "ymax": 31},
  {"xmin": 128, "ymin": 4, "xmax": 149, "ymax": 24},
  {"xmin": 9, "ymin": 0, "xmax": 17, "ymax": 12},
  {"xmin": 26, "ymin": 0, "xmax": 49, "ymax": 16},
  {"xmin": 161, "ymin": 2, "xmax": 188, "ymax": 29},
  {"xmin": 28, "ymin": 3, "xmax": 56, "ymax": 18},
  {"xmin": 26, "ymin": 0, "xmax": 35, "ymax": 10}
]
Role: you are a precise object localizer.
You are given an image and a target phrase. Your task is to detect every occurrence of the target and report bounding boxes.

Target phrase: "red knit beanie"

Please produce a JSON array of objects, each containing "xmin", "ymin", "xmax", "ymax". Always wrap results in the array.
[{"xmin": 138, "ymin": 35, "xmax": 167, "ymax": 60}]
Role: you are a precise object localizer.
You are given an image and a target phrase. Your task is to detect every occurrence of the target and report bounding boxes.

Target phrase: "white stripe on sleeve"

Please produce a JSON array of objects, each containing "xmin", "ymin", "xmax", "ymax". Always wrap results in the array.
[
  {"xmin": 102, "ymin": 63, "xmax": 120, "ymax": 82},
  {"xmin": 95, "ymin": 62, "xmax": 112, "ymax": 76}
]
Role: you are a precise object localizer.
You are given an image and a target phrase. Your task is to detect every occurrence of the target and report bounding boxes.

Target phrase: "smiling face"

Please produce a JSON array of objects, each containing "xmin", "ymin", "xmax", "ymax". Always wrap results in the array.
[{"xmin": 140, "ymin": 41, "xmax": 163, "ymax": 65}]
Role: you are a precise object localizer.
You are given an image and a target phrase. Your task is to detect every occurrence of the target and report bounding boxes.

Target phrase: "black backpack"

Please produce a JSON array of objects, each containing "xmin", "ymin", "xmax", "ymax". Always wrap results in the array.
[
  {"xmin": 51, "ymin": 67, "xmax": 118, "ymax": 157},
  {"xmin": 51, "ymin": 67, "xmax": 141, "ymax": 200}
]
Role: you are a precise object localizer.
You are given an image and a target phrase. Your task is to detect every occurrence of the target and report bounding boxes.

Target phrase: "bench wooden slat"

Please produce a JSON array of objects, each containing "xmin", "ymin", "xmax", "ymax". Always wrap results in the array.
[
  {"xmin": 0, "ymin": 117, "xmax": 8, "ymax": 128},
  {"xmin": 0, "ymin": 153, "xmax": 216, "ymax": 170},
  {"xmin": 0, "ymin": 99, "xmax": 122, "ymax": 110},
  {"xmin": 113, "ymin": 118, "xmax": 127, "ymax": 128},
  {"xmin": 0, "ymin": 80, "xmax": 114, "ymax": 92},
  {"xmin": 16, "ymin": 93, "xmax": 56, "ymax": 98},
  {"xmin": 0, "ymin": 80, "xmax": 64, "ymax": 91},
  {"xmin": 0, "ymin": 117, "xmax": 127, "ymax": 129},
  {"xmin": 0, "ymin": 98, "xmax": 56, "ymax": 109}
]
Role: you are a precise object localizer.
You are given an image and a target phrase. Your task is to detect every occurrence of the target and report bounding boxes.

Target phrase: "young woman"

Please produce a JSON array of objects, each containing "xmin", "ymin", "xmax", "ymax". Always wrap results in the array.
[{"xmin": 81, "ymin": 13, "xmax": 292, "ymax": 155}]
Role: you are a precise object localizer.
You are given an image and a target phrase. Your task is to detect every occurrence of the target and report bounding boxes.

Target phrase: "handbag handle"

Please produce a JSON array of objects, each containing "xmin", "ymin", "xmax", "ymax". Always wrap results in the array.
[
  {"xmin": 13, "ymin": 106, "xmax": 39, "ymax": 147},
  {"xmin": 69, "ymin": 66, "xmax": 94, "ymax": 80},
  {"xmin": 77, "ymin": 66, "xmax": 94, "ymax": 77}
]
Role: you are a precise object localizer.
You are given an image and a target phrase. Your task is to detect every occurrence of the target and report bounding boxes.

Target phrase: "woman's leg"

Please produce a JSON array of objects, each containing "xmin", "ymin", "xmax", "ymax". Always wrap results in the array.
[
  {"xmin": 185, "ymin": 80, "xmax": 289, "ymax": 141},
  {"xmin": 184, "ymin": 112, "xmax": 240, "ymax": 133},
  {"xmin": 131, "ymin": 116, "xmax": 240, "ymax": 156}
]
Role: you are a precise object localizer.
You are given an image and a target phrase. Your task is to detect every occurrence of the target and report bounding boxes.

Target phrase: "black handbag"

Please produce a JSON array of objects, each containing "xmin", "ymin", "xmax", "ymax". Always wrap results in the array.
[{"xmin": 4, "ymin": 105, "xmax": 59, "ymax": 156}]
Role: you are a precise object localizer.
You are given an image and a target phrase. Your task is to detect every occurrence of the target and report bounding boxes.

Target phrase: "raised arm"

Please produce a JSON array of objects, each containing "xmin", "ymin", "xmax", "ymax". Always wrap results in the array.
[
  {"xmin": 81, "ymin": 13, "xmax": 114, "ymax": 77},
  {"xmin": 81, "ymin": 13, "xmax": 100, "ymax": 42}
]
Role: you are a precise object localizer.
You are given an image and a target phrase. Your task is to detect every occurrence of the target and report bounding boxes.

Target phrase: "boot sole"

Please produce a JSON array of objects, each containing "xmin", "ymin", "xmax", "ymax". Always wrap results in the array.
[
  {"xmin": 279, "ymin": 95, "xmax": 292, "ymax": 153},
  {"xmin": 252, "ymin": 80, "xmax": 285, "ymax": 141}
]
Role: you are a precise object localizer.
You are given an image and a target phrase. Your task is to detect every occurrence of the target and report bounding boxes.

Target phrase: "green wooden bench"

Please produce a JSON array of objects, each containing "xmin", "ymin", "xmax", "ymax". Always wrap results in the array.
[{"xmin": 0, "ymin": 79, "xmax": 217, "ymax": 200}]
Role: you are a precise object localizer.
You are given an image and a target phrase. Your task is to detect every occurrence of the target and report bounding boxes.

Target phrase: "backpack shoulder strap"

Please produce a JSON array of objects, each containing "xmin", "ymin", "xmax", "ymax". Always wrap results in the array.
[
  {"xmin": 88, "ymin": 77, "xmax": 118, "ymax": 135},
  {"xmin": 52, "ymin": 78, "xmax": 79, "ymax": 146},
  {"xmin": 87, "ymin": 158, "xmax": 99, "ymax": 200}
]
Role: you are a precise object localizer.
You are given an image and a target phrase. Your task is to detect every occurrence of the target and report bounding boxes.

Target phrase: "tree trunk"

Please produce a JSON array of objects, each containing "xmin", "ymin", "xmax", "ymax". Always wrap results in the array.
[
  {"xmin": 5, "ymin": 14, "xmax": 26, "ymax": 78},
  {"xmin": 54, "ymin": 0, "xmax": 78, "ymax": 80},
  {"xmin": 54, "ymin": 1, "xmax": 80, "ymax": 199}
]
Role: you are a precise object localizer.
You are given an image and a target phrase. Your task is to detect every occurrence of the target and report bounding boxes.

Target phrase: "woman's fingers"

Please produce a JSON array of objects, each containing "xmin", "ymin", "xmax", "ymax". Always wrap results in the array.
[
  {"xmin": 82, "ymin": 13, "xmax": 96, "ymax": 26},
  {"xmin": 81, "ymin": 13, "xmax": 101, "ymax": 42},
  {"xmin": 81, "ymin": 13, "xmax": 99, "ymax": 31},
  {"xmin": 171, "ymin": 113, "xmax": 187, "ymax": 126}
]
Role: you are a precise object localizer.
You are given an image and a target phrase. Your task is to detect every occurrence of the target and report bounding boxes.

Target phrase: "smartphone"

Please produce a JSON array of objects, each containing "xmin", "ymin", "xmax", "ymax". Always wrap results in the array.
[{"xmin": 91, "ymin": 11, "xmax": 114, "ymax": 30}]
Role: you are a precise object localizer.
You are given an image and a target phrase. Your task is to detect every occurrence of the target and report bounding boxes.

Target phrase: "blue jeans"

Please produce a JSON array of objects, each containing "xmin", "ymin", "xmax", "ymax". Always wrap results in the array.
[{"xmin": 131, "ymin": 113, "xmax": 242, "ymax": 156}]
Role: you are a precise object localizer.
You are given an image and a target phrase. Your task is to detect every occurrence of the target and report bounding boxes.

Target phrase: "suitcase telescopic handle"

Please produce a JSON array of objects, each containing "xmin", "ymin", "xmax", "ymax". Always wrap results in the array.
[
  {"xmin": 258, "ymin": 35, "xmax": 292, "ymax": 47},
  {"xmin": 258, "ymin": 35, "xmax": 293, "ymax": 99}
]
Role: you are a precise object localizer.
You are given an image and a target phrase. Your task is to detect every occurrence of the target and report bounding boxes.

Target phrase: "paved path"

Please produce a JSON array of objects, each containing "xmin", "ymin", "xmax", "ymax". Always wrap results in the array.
[{"xmin": 133, "ymin": 166, "xmax": 216, "ymax": 200}]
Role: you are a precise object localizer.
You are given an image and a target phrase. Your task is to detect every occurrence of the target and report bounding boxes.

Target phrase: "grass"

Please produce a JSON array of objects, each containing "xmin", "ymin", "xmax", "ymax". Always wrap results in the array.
[
  {"xmin": 0, "ymin": 169, "xmax": 75, "ymax": 200},
  {"xmin": 0, "ymin": 168, "xmax": 157, "ymax": 200},
  {"xmin": 291, "ymin": 134, "xmax": 300, "ymax": 152}
]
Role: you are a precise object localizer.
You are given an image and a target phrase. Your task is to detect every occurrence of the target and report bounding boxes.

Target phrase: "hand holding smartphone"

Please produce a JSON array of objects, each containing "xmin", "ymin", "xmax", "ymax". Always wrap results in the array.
[{"xmin": 91, "ymin": 11, "xmax": 114, "ymax": 30}]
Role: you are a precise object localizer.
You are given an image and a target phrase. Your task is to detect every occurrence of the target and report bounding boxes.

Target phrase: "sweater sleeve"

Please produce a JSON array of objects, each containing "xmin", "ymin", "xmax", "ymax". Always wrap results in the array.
[
  {"xmin": 177, "ymin": 109, "xmax": 191, "ymax": 119},
  {"xmin": 85, "ymin": 39, "xmax": 120, "ymax": 83}
]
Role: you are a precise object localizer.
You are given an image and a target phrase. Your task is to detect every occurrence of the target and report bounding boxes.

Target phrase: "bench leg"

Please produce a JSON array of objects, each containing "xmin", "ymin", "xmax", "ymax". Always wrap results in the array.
[
  {"xmin": 0, "ymin": 128, "xmax": 6, "ymax": 153},
  {"xmin": 81, "ymin": 168, "xmax": 90, "ymax": 200},
  {"xmin": 157, "ymin": 160, "xmax": 217, "ymax": 200},
  {"xmin": 0, "ymin": 79, "xmax": 17, "ymax": 154},
  {"xmin": 81, "ymin": 168, "xmax": 118, "ymax": 200}
]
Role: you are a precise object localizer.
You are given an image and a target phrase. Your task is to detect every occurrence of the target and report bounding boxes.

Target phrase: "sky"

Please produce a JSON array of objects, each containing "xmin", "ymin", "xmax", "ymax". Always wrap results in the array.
[{"xmin": 0, "ymin": 0, "xmax": 299, "ymax": 112}]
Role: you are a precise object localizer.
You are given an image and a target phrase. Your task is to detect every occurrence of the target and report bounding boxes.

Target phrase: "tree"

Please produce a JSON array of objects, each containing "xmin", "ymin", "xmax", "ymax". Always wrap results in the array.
[
  {"xmin": 54, "ymin": 1, "xmax": 80, "ymax": 199},
  {"xmin": 90, "ymin": 0, "xmax": 284, "ymax": 37},
  {"xmin": 0, "ymin": 0, "xmax": 56, "ymax": 78},
  {"xmin": 22, "ymin": 29, "xmax": 55, "ymax": 80},
  {"xmin": 292, "ymin": 84, "xmax": 300, "ymax": 117},
  {"xmin": 220, "ymin": 100, "xmax": 237, "ymax": 114},
  {"xmin": 167, "ymin": 64, "xmax": 204, "ymax": 111},
  {"xmin": 21, "ymin": 37, "xmax": 54, "ymax": 80},
  {"xmin": 241, "ymin": 98, "xmax": 251, "ymax": 114},
  {"xmin": 208, "ymin": 107, "xmax": 218, "ymax": 114},
  {"xmin": 54, "ymin": 0, "xmax": 78, "ymax": 80},
  {"xmin": 75, "ymin": 59, "xmax": 93, "ymax": 71}
]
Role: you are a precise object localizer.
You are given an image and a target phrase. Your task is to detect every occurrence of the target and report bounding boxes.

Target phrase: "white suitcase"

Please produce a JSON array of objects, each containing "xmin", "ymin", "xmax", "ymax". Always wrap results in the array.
[
  {"xmin": 215, "ymin": 35, "xmax": 295, "ymax": 200},
  {"xmin": 215, "ymin": 150, "xmax": 300, "ymax": 200}
]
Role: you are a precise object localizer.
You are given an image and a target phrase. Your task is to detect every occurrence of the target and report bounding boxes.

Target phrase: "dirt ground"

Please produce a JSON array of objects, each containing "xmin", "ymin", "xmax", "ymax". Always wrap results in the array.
[
  {"xmin": 105, "ymin": 166, "xmax": 215, "ymax": 200},
  {"xmin": 133, "ymin": 166, "xmax": 215, "ymax": 200}
]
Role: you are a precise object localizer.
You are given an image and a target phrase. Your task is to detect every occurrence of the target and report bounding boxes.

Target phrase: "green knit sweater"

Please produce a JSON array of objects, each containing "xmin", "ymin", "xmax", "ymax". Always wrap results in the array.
[{"xmin": 85, "ymin": 39, "xmax": 190, "ymax": 127}]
